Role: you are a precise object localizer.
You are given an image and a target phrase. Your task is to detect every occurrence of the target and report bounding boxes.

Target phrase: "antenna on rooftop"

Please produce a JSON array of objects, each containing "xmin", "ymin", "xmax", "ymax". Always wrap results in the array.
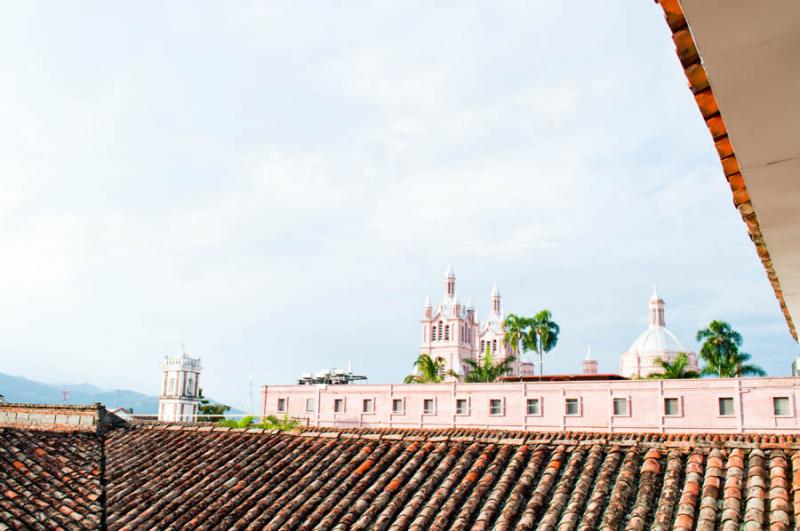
[
  {"xmin": 248, "ymin": 359, "xmax": 254, "ymax": 415},
  {"xmin": 60, "ymin": 389, "xmax": 70, "ymax": 405}
]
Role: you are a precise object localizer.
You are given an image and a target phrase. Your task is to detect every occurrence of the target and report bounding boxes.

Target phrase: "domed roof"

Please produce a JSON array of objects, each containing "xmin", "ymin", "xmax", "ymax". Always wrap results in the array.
[{"xmin": 627, "ymin": 325, "xmax": 685, "ymax": 355}]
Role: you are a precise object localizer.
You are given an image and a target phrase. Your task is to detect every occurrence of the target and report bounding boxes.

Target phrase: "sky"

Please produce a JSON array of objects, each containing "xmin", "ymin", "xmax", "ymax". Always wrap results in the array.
[{"xmin": 0, "ymin": 2, "xmax": 796, "ymax": 411}]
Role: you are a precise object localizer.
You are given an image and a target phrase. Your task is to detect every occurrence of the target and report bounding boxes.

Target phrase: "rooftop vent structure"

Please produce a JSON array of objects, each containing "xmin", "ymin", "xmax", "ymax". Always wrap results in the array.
[{"xmin": 298, "ymin": 367, "xmax": 367, "ymax": 385}]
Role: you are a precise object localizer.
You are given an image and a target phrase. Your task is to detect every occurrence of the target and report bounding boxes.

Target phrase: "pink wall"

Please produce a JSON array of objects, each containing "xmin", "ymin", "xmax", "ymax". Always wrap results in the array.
[{"xmin": 261, "ymin": 377, "xmax": 800, "ymax": 433}]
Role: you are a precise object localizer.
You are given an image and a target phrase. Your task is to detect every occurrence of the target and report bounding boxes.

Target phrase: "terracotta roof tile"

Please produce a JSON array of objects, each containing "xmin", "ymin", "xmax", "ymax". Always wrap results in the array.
[{"xmin": 3, "ymin": 424, "xmax": 800, "ymax": 528}]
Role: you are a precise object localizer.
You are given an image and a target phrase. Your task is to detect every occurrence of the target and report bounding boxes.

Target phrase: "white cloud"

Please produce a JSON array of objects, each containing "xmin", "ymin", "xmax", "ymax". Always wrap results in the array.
[{"xmin": 0, "ymin": 1, "xmax": 794, "ymax": 409}]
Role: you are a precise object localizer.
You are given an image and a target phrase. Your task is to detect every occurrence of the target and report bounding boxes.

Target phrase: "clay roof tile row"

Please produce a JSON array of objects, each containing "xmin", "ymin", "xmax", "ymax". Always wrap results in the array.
[{"xmin": 2, "ymin": 425, "xmax": 800, "ymax": 528}]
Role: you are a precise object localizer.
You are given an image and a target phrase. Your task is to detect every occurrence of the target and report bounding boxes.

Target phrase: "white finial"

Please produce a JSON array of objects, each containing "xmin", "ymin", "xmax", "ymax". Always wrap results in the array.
[
  {"xmin": 651, "ymin": 285, "xmax": 660, "ymax": 300},
  {"xmin": 445, "ymin": 262, "xmax": 455, "ymax": 279},
  {"xmin": 424, "ymin": 294, "xmax": 431, "ymax": 307},
  {"xmin": 466, "ymin": 297, "xmax": 474, "ymax": 309},
  {"xmin": 585, "ymin": 345, "xmax": 593, "ymax": 360},
  {"xmin": 491, "ymin": 282, "xmax": 499, "ymax": 297}
]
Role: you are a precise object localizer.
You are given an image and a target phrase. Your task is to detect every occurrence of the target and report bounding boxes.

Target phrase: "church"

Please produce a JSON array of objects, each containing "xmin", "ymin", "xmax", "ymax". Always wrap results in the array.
[{"xmin": 419, "ymin": 264, "xmax": 535, "ymax": 378}]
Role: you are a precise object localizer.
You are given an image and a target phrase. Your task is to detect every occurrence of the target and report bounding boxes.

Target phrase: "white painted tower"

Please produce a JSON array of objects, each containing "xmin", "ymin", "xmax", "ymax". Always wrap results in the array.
[{"xmin": 158, "ymin": 350, "xmax": 202, "ymax": 422}]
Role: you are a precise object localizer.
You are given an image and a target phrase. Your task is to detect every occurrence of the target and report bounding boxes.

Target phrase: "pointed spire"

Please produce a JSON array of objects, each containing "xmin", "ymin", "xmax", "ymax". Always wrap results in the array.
[
  {"xmin": 650, "ymin": 285, "xmax": 661, "ymax": 301},
  {"xmin": 466, "ymin": 297, "xmax": 474, "ymax": 309},
  {"xmin": 424, "ymin": 294, "xmax": 432, "ymax": 308},
  {"xmin": 648, "ymin": 286, "xmax": 666, "ymax": 327},
  {"xmin": 491, "ymin": 282, "xmax": 501, "ymax": 314},
  {"xmin": 585, "ymin": 345, "xmax": 593, "ymax": 361},
  {"xmin": 444, "ymin": 263, "xmax": 456, "ymax": 298}
]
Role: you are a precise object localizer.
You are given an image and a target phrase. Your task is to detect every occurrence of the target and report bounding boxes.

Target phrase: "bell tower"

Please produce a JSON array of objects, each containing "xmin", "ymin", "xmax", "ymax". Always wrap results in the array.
[{"xmin": 158, "ymin": 348, "xmax": 202, "ymax": 422}]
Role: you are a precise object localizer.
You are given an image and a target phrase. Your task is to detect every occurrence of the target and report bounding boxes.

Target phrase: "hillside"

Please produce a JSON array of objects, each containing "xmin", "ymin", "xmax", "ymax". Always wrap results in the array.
[{"xmin": 0, "ymin": 373, "xmax": 236, "ymax": 415}]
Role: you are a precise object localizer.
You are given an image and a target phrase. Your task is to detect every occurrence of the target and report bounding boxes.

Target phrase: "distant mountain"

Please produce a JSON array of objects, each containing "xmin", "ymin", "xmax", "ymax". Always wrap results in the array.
[{"xmin": 0, "ymin": 372, "xmax": 238, "ymax": 415}]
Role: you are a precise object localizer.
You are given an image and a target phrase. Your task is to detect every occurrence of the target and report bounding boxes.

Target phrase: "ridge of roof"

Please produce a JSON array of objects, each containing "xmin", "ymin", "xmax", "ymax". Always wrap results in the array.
[
  {"xmin": 130, "ymin": 423, "xmax": 800, "ymax": 450},
  {"xmin": 656, "ymin": 0, "xmax": 797, "ymax": 341}
]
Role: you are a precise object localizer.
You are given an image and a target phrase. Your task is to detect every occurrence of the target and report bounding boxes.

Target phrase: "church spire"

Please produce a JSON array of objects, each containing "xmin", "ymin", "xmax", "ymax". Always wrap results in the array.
[
  {"xmin": 491, "ymin": 282, "xmax": 501, "ymax": 314},
  {"xmin": 648, "ymin": 285, "xmax": 666, "ymax": 328},
  {"xmin": 444, "ymin": 263, "xmax": 456, "ymax": 298}
]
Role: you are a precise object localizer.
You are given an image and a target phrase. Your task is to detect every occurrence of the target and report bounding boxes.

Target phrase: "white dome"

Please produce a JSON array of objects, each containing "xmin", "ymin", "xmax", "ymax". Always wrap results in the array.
[{"xmin": 627, "ymin": 326, "xmax": 685, "ymax": 355}]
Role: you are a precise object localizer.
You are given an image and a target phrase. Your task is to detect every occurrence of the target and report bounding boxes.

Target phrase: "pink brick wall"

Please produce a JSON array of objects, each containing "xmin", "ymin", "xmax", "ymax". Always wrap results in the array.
[{"xmin": 262, "ymin": 377, "xmax": 800, "ymax": 433}]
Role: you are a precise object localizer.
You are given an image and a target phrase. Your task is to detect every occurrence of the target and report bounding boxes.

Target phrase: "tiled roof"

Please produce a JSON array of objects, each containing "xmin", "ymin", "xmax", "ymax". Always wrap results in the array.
[
  {"xmin": 655, "ymin": 0, "xmax": 797, "ymax": 341},
  {"xmin": 3, "ymin": 423, "xmax": 800, "ymax": 529},
  {"xmin": 0, "ymin": 428, "xmax": 102, "ymax": 529}
]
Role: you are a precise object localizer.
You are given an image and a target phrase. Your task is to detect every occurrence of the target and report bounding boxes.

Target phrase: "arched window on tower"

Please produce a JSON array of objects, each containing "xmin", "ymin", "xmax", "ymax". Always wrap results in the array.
[
  {"xmin": 438, "ymin": 321, "xmax": 443, "ymax": 340},
  {"xmin": 445, "ymin": 325, "xmax": 450, "ymax": 341},
  {"xmin": 431, "ymin": 326, "xmax": 436, "ymax": 341},
  {"xmin": 492, "ymin": 339, "xmax": 497, "ymax": 352},
  {"xmin": 481, "ymin": 340, "xmax": 485, "ymax": 352}
]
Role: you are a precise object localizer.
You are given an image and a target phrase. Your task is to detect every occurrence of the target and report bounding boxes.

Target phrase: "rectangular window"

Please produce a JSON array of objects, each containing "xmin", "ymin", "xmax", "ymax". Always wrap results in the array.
[
  {"xmin": 456, "ymin": 398, "xmax": 468, "ymax": 415},
  {"xmin": 565, "ymin": 398, "xmax": 579, "ymax": 416},
  {"xmin": 489, "ymin": 399, "xmax": 503, "ymax": 416},
  {"xmin": 277, "ymin": 398, "xmax": 287, "ymax": 413},
  {"xmin": 333, "ymin": 398, "xmax": 344, "ymax": 413},
  {"xmin": 392, "ymin": 398, "xmax": 404, "ymax": 414},
  {"xmin": 423, "ymin": 398, "xmax": 435, "ymax": 415},
  {"xmin": 664, "ymin": 398, "xmax": 680, "ymax": 416},
  {"xmin": 362, "ymin": 399, "xmax": 374, "ymax": 414},
  {"xmin": 526, "ymin": 398, "xmax": 540, "ymax": 416},
  {"xmin": 305, "ymin": 398, "xmax": 316, "ymax": 413},
  {"xmin": 774, "ymin": 397, "xmax": 790, "ymax": 416},
  {"xmin": 613, "ymin": 398, "xmax": 628, "ymax": 416},
  {"xmin": 718, "ymin": 397, "xmax": 734, "ymax": 416}
]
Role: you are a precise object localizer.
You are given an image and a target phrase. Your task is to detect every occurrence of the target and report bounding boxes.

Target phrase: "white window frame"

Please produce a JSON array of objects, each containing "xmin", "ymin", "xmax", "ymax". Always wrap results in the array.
[
  {"xmin": 717, "ymin": 396, "xmax": 735, "ymax": 417},
  {"xmin": 455, "ymin": 397, "xmax": 470, "ymax": 416},
  {"xmin": 305, "ymin": 398, "xmax": 316, "ymax": 413},
  {"xmin": 663, "ymin": 396, "xmax": 683, "ymax": 417},
  {"xmin": 391, "ymin": 397, "xmax": 405, "ymax": 415},
  {"xmin": 612, "ymin": 396, "xmax": 631, "ymax": 417},
  {"xmin": 333, "ymin": 398, "xmax": 345, "ymax": 413},
  {"xmin": 772, "ymin": 396, "xmax": 792, "ymax": 417},
  {"xmin": 489, "ymin": 398, "xmax": 505, "ymax": 417},
  {"xmin": 565, "ymin": 397, "xmax": 582, "ymax": 417},
  {"xmin": 423, "ymin": 397, "xmax": 437, "ymax": 415},
  {"xmin": 362, "ymin": 397, "xmax": 375, "ymax": 415},
  {"xmin": 276, "ymin": 397, "xmax": 288, "ymax": 413},
  {"xmin": 526, "ymin": 397, "xmax": 543, "ymax": 417}
]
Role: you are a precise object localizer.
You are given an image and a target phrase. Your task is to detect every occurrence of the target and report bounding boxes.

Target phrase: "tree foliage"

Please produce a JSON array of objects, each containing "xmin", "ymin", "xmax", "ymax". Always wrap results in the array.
[
  {"xmin": 197, "ymin": 388, "xmax": 231, "ymax": 422},
  {"xmin": 462, "ymin": 345, "xmax": 516, "ymax": 383},
  {"xmin": 648, "ymin": 352, "xmax": 700, "ymax": 379},
  {"xmin": 216, "ymin": 414, "xmax": 299, "ymax": 431},
  {"xmin": 404, "ymin": 354, "xmax": 447, "ymax": 384},
  {"xmin": 696, "ymin": 320, "xmax": 765, "ymax": 377}
]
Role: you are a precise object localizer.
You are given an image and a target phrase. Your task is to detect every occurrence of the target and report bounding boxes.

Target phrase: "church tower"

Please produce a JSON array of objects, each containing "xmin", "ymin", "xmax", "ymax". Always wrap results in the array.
[
  {"xmin": 582, "ymin": 346, "xmax": 599, "ymax": 375},
  {"xmin": 419, "ymin": 264, "xmax": 479, "ymax": 379},
  {"xmin": 158, "ymin": 349, "xmax": 202, "ymax": 422}
]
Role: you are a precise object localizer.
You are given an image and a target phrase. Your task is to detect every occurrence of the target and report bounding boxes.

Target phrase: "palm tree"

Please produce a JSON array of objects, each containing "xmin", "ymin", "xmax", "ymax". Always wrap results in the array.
[
  {"xmin": 503, "ymin": 314, "xmax": 532, "ymax": 372},
  {"xmin": 648, "ymin": 353, "xmax": 700, "ymax": 379},
  {"xmin": 404, "ymin": 354, "xmax": 446, "ymax": 383},
  {"xmin": 525, "ymin": 310, "xmax": 560, "ymax": 378},
  {"xmin": 462, "ymin": 345, "xmax": 516, "ymax": 383},
  {"xmin": 696, "ymin": 320, "xmax": 765, "ymax": 377}
]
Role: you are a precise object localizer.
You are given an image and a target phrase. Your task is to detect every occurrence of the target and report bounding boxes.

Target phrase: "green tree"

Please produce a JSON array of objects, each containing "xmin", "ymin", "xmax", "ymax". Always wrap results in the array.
[
  {"xmin": 197, "ymin": 388, "xmax": 231, "ymax": 422},
  {"xmin": 696, "ymin": 320, "xmax": 765, "ymax": 377},
  {"xmin": 525, "ymin": 310, "xmax": 560, "ymax": 378},
  {"xmin": 216, "ymin": 415, "xmax": 255, "ymax": 428},
  {"xmin": 648, "ymin": 353, "xmax": 700, "ymax": 379},
  {"xmin": 503, "ymin": 314, "xmax": 532, "ymax": 358},
  {"xmin": 404, "ymin": 354, "xmax": 446, "ymax": 384},
  {"xmin": 259, "ymin": 414, "xmax": 300, "ymax": 431},
  {"xmin": 462, "ymin": 345, "xmax": 516, "ymax": 383}
]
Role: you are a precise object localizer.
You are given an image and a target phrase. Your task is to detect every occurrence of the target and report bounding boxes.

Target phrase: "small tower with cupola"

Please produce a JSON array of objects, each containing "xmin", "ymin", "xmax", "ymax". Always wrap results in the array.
[{"xmin": 158, "ymin": 349, "xmax": 203, "ymax": 422}]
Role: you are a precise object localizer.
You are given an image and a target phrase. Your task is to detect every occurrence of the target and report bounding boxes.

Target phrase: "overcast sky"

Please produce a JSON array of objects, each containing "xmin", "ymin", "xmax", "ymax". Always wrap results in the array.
[{"xmin": 1, "ymin": 2, "xmax": 796, "ymax": 410}]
